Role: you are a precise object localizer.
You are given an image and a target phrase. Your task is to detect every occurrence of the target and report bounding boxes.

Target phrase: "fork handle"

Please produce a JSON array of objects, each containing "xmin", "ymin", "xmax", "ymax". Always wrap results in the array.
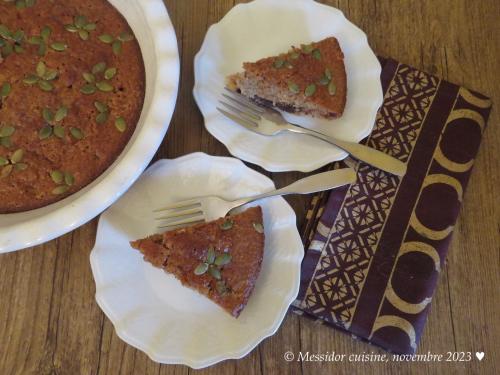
[
  {"xmin": 232, "ymin": 168, "xmax": 356, "ymax": 208},
  {"xmin": 285, "ymin": 124, "xmax": 407, "ymax": 176}
]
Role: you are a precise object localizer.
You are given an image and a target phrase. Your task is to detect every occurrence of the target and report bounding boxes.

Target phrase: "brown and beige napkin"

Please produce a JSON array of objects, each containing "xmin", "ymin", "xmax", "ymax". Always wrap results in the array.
[{"xmin": 292, "ymin": 57, "xmax": 493, "ymax": 354}]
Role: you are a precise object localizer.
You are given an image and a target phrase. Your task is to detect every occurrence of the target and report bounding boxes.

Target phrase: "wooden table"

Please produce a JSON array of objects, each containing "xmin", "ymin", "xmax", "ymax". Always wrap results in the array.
[{"xmin": 1, "ymin": 1, "xmax": 498, "ymax": 374}]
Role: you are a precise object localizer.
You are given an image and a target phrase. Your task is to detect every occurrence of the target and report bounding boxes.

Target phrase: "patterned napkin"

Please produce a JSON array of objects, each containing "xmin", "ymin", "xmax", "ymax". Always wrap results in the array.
[{"xmin": 292, "ymin": 57, "xmax": 493, "ymax": 354}]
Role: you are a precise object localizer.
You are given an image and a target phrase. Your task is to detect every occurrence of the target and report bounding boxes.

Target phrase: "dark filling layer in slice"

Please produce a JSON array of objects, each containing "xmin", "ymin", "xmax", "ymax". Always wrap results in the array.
[{"xmin": 249, "ymin": 94, "xmax": 340, "ymax": 119}]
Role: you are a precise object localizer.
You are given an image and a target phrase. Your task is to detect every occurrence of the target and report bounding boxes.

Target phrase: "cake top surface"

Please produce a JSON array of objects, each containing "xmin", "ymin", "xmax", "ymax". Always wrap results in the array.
[{"xmin": 0, "ymin": 0, "xmax": 145, "ymax": 213}]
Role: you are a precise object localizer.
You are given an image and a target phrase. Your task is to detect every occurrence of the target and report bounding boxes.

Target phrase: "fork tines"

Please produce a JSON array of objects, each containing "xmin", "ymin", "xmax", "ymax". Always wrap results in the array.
[
  {"xmin": 217, "ymin": 89, "xmax": 264, "ymax": 130},
  {"xmin": 154, "ymin": 199, "xmax": 205, "ymax": 228},
  {"xmin": 223, "ymin": 88, "xmax": 265, "ymax": 113}
]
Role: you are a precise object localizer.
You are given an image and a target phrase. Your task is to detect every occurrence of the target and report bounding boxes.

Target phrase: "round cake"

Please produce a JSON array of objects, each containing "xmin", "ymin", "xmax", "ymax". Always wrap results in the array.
[{"xmin": 0, "ymin": 0, "xmax": 145, "ymax": 213}]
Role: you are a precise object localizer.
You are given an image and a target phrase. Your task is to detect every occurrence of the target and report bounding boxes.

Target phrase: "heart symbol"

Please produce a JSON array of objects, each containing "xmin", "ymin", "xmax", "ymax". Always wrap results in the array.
[{"xmin": 476, "ymin": 352, "xmax": 484, "ymax": 361}]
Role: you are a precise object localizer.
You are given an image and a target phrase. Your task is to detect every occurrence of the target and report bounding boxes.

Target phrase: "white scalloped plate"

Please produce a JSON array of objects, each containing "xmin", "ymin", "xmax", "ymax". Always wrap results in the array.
[
  {"xmin": 90, "ymin": 153, "xmax": 303, "ymax": 368},
  {"xmin": 0, "ymin": 0, "xmax": 180, "ymax": 253},
  {"xmin": 193, "ymin": 0, "xmax": 382, "ymax": 172}
]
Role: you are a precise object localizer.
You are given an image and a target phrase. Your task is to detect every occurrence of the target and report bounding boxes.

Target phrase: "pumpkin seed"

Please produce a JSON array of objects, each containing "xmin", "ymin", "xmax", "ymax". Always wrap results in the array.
[
  {"xmin": 114, "ymin": 117, "xmax": 126, "ymax": 132},
  {"xmin": 38, "ymin": 80, "xmax": 53, "ymax": 91},
  {"xmin": 104, "ymin": 67, "xmax": 117, "ymax": 80},
  {"xmin": 14, "ymin": 163, "xmax": 27, "ymax": 171},
  {"xmin": 42, "ymin": 108, "xmax": 53, "ymax": 123},
  {"xmin": 214, "ymin": 253, "xmax": 231, "ymax": 266},
  {"xmin": 288, "ymin": 81, "xmax": 300, "ymax": 94},
  {"xmin": 289, "ymin": 51, "xmax": 300, "ymax": 59},
  {"xmin": 14, "ymin": 45, "xmax": 24, "ymax": 53},
  {"xmin": 39, "ymin": 125, "xmax": 53, "ymax": 139},
  {"xmin": 92, "ymin": 62, "xmax": 106, "ymax": 74},
  {"xmin": 2, "ymin": 43, "xmax": 13, "ymax": 57},
  {"xmin": 318, "ymin": 75, "xmax": 330, "ymax": 86},
  {"xmin": 216, "ymin": 280, "xmax": 229, "ymax": 295},
  {"xmin": 53, "ymin": 125, "xmax": 65, "ymax": 139},
  {"xmin": 43, "ymin": 69, "xmax": 58, "ymax": 81},
  {"xmin": 12, "ymin": 30, "xmax": 24, "ymax": 43},
  {"xmin": 0, "ymin": 157, "xmax": 8, "ymax": 166},
  {"xmin": 96, "ymin": 81, "xmax": 113, "ymax": 92},
  {"xmin": 23, "ymin": 75, "xmax": 39, "ymax": 85},
  {"xmin": 50, "ymin": 170, "xmax": 63, "ymax": 184},
  {"xmin": 325, "ymin": 68, "xmax": 332, "ymax": 80},
  {"xmin": 64, "ymin": 171, "xmax": 74, "ymax": 186},
  {"xmin": 94, "ymin": 101, "xmax": 108, "ymax": 113},
  {"xmin": 74, "ymin": 15, "xmax": 87, "ymax": 28},
  {"xmin": 37, "ymin": 42, "xmax": 46, "ymax": 56},
  {"xmin": 64, "ymin": 24, "xmax": 78, "ymax": 33},
  {"xmin": 273, "ymin": 59, "xmax": 285, "ymax": 69},
  {"xmin": 0, "ymin": 25, "xmax": 11, "ymax": 39},
  {"xmin": 252, "ymin": 222, "xmax": 264, "ymax": 233},
  {"xmin": 0, "ymin": 82, "xmax": 12, "ymax": 98},
  {"xmin": 78, "ymin": 30, "xmax": 89, "ymax": 40},
  {"xmin": 302, "ymin": 44, "xmax": 314, "ymax": 54},
  {"xmin": 52, "ymin": 185, "xmax": 69, "ymax": 195},
  {"xmin": 50, "ymin": 42, "xmax": 67, "ymax": 51},
  {"xmin": 96, "ymin": 111, "xmax": 109, "ymax": 124},
  {"xmin": 84, "ymin": 23, "xmax": 96, "ymax": 31},
  {"xmin": 220, "ymin": 218, "xmax": 233, "ymax": 230},
  {"xmin": 98, "ymin": 34, "xmax": 114, "ymax": 44},
  {"xmin": 36, "ymin": 61, "xmax": 46, "ymax": 77},
  {"xmin": 206, "ymin": 247, "xmax": 216, "ymax": 264},
  {"xmin": 54, "ymin": 106, "xmax": 68, "ymax": 122},
  {"xmin": 0, "ymin": 125, "xmax": 14, "ymax": 137},
  {"xmin": 70, "ymin": 127, "xmax": 83, "ymax": 140},
  {"xmin": 208, "ymin": 266, "xmax": 221, "ymax": 280},
  {"xmin": 80, "ymin": 84, "xmax": 96, "ymax": 95},
  {"xmin": 118, "ymin": 32, "xmax": 134, "ymax": 42},
  {"xmin": 194, "ymin": 262, "xmax": 208, "ymax": 275},
  {"xmin": 10, "ymin": 148, "xmax": 24, "ymax": 163},
  {"xmin": 28, "ymin": 36, "xmax": 41, "ymax": 45},
  {"xmin": 328, "ymin": 81, "xmax": 337, "ymax": 96},
  {"xmin": 41, "ymin": 110, "xmax": 55, "ymax": 124},
  {"xmin": 312, "ymin": 48, "xmax": 321, "ymax": 60},
  {"xmin": 0, "ymin": 136, "xmax": 11, "ymax": 148},
  {"xmin": 304, "ymin": 83, "xmax": 316, "ymax": 97},
  {"xmin": 83, "ymin": 72, "xmax": 95, "ymax": 83},
  {"xmin": 112, "ymin": 40, "xmax": 122, "ymax": 55},
  {"xmin": 1, "ymin": 164, "xmax": 13, "ymax": 178},
  {"xmin": 40, "ymin": 26, "xmax": 51, "ymax": 42}
]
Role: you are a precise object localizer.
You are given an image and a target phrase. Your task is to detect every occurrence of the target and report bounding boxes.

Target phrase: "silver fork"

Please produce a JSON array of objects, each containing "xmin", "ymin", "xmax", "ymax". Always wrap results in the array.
[
  {"xmin": 217, "ymin": 88, "xmax": 407, "ymax": 177},
  {"xmin": 154, "ymin": 168, "xmax": 356, "ymax": 229}
]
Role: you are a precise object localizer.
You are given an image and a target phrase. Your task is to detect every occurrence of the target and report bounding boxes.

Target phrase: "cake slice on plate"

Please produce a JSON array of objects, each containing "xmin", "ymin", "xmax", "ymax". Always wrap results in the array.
[
  {"xmin": 227, "ymin": 36, "xmax": 347, "ymax": 119},
  {"xmin": 130, "ymin": 206, "xmax": 265, "ymax": 318}
]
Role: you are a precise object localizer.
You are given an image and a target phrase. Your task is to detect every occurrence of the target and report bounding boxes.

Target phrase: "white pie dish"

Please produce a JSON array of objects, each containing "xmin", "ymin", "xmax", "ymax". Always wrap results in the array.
[
  {"xmin": 193, "ymin": 0, "xmax": 382, "ymax": 172},
  {"xmin": 0, "ymin": 0, "xmax": 180, "ymax": 253},
  {"xmin": 90, "ymin": 153, "xmax": 304, "ymax": 368}
]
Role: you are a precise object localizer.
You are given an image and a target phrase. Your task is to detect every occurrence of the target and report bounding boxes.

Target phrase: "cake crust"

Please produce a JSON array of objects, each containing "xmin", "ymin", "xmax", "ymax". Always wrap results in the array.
[{"xmin": 130, "ymin": 206, "xmax": 265, "ymax": 318}]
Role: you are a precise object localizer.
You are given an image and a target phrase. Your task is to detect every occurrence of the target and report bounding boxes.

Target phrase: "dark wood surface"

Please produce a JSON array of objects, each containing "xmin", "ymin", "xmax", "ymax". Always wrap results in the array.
[{"xmin": 1, "ymin": 1, "xmax": 498, "ymax": 374}]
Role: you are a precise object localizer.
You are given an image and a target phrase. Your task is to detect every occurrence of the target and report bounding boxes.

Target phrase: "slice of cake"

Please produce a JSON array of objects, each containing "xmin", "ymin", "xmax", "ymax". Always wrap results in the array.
[
  {"xmin": 227, "ymin": 37, "xmax": 347, "ymax": 119},
  {"xmin": 130, "ymin": 206, "xmax": 265, "ymax": 318}
]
